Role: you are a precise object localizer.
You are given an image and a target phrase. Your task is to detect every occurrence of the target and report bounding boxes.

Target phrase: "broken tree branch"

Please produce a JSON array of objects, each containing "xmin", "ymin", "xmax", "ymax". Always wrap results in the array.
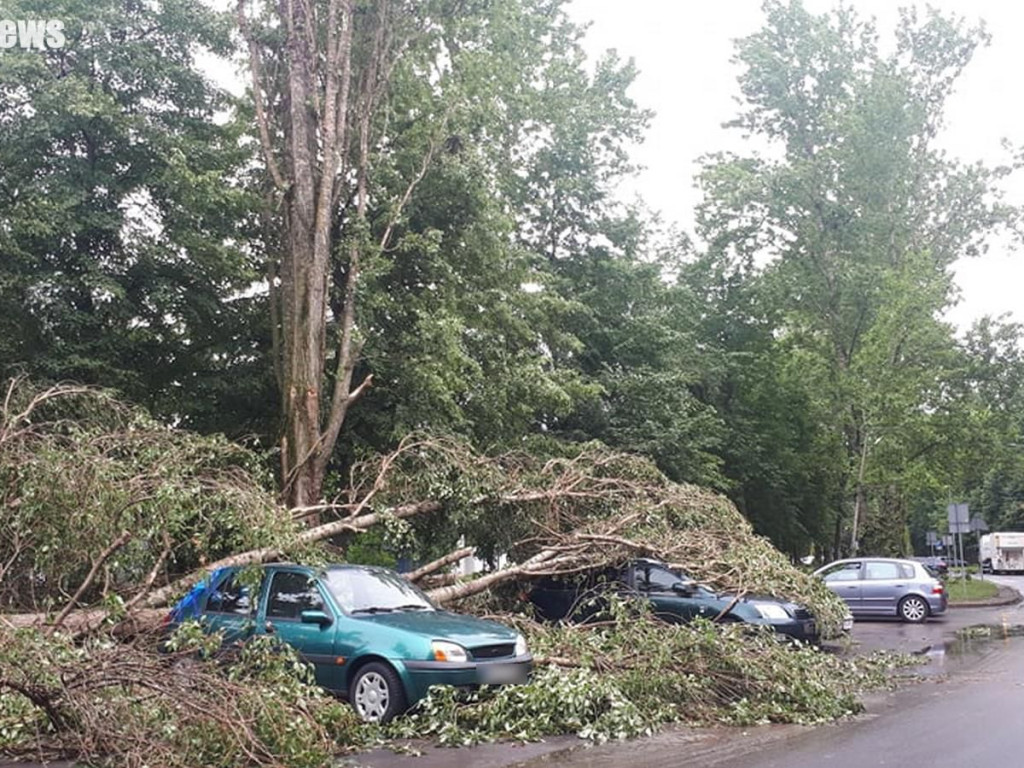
[
  {"xmin": 50, "ymin": 530, "xmax": 132, "ymax": 633},
  {"xmin": 140, "ymin": 499, "xmax": 444, "ymax": 609},
  {"xmin": 405, "ymin": 546, "xmax": 475, "ymax": 583},
  {"xmin": 124, "ymin": 532, "xmax": 173, "ymax": 611}
]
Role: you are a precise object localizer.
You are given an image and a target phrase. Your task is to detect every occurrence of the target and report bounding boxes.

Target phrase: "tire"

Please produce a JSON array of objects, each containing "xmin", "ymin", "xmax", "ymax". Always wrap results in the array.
[
  {"xmin": 350, "ymin": 661, "xmax": 407, "ymax": 723},
  {"xmin": 898, "ymin": 595, "xmax": 929, "ymax": 623}
]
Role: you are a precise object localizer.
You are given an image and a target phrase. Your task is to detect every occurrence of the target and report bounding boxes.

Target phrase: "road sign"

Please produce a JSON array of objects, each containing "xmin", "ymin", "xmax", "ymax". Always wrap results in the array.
[{"xmin": 948, "ymin": 502, "xmax": 970, "ymax": 534}]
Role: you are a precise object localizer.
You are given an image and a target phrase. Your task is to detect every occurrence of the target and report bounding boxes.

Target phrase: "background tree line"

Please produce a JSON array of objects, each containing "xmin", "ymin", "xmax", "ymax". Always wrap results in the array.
[{"xmin": 2, "ymin": 0, "xmax": 1023, "ymax": 559}]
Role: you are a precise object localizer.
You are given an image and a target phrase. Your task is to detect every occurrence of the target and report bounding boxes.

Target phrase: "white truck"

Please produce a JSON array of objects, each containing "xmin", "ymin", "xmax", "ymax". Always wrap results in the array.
[{"xmin": 979, "ymin": 532, "xmax": 1024, "ymax": 574}]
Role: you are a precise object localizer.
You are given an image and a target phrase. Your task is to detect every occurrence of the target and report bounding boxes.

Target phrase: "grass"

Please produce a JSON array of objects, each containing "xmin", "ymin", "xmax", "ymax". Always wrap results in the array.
[{"xmin": 945, "ymin": 576, "xmax": 1000, "ymax": 603}]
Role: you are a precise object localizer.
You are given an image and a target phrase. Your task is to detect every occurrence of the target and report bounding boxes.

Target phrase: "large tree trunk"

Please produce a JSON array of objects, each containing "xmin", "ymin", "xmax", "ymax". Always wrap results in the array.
[
  {"xmin": 240, "ymin": 0, "xmax": 426, "ymax": 509},
  {"xmin": 242, "ymin": 0, "xmax": 361, "ymax": 509}
]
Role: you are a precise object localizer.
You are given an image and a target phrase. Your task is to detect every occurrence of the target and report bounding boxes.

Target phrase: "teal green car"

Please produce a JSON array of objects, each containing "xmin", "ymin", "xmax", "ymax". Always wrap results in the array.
[{"xmin": 167, "ymin": 563, "xmax": 532, "ymax": 722}]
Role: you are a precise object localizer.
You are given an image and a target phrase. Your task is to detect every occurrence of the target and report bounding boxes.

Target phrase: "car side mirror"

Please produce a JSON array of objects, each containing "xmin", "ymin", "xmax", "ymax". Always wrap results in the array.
[
  {"xmin": 672, "ymin": 580, "xmax": 696, "ymax": 596},
  {"xmin": 300, "ymin": 610, "xmax": 333, "ymax": 627}
]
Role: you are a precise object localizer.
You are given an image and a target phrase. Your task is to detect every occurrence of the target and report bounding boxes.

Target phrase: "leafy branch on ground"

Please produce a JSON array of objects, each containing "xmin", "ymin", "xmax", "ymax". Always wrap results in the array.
[{"xmin": 387, "ymin": 600, "xmax": 915, "ymax": 746}]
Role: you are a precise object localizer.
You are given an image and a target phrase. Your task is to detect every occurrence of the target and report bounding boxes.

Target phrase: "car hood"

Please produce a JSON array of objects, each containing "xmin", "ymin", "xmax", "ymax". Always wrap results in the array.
[
  {"xmin": 358, "ymin": 610, "xmax": 518, "ymax": 646},
  {"xmin": 744, "ymin": 594, "xmax": 799, "ymax": 609},
  {"xmin": 710, "ymin": 592, "xmax": 806, "ymax": 617},
  {"xmin": 705, "ymin": 590, "xmax": 788, "ymax": 607}
]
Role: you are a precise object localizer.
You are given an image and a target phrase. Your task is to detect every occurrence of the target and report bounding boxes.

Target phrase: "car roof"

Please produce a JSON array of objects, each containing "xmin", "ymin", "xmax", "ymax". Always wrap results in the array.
[
  {"xmin": 814, "ymin": 556, "xmax": 924, "ymax": 574},
  {"xmin": 217, "ymin": 562, "xmax": 394, "ymax": 576},
  {"xmin": 824, "ymin": 557, "xmax": 918, "ymax": 564}
]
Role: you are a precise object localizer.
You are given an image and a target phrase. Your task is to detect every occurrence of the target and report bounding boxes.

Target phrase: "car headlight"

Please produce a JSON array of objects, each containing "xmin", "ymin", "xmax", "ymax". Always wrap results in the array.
[
  {"xmin": 753, "ymin": 603, "xmax": 791, "ymax": 621},
  {"xmin": 514, "ymin": 633, "xmax": 528, "ymax": 656},
  {"xmin": 431, "ymin": 640, "xmax": 468, "ymax": 663}
]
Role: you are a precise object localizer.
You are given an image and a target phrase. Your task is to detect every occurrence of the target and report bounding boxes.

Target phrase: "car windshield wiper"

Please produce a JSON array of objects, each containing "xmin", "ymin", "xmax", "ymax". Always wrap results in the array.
[
  {"xmin": 393, "ymin": 603, "xmax": 431, "ymax": 611},
  {"xmin": 350, "ymin": 606, "xmax": 396, "ymax": 614}
]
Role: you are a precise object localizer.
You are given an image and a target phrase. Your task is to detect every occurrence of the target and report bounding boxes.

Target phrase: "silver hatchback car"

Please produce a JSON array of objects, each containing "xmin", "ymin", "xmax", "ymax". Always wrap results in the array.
[{"xmin": 813, "ymin": 557, "xmax": 947, "ymax": 623}]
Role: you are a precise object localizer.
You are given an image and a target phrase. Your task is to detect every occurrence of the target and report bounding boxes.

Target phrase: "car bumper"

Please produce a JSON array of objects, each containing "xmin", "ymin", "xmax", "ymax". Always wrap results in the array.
[
  {"xmin": 768, "ymin": 618, "xmax": 819, "ymax": 643},
  {"xmin": 400, "ymin": 654, "xmax": 533, "ymax": 702},
  {"xmin": 928, "ymin": 594, "xmax": 948, "ymax": 615}
]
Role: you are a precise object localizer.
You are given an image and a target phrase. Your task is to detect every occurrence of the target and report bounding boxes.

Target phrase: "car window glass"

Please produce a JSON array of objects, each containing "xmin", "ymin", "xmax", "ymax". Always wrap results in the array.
[
  {"xmin": 324, "ymin": 568, "xmax": 434, "ymax": 613},
  {"xmin": 631, "ymin": 564, "xmax": 679, "ymax": 592},
  {"xmin": 899, "ymin": 563, "xmax": 916, "ymax": 579},
  {"xmin": 267, "ymin": 571, "xmax": 325, "ymax": 620},
  {"xmin": 822, "ymin": 562, "xmax": 861, "ymax": 582},
  {"xmin": 864, "ymin": 562, "xmax": 901, "ymax": 580},
  {"xmin": 206, "ymin": 573, "xmax": 252, "ymax": 616}
]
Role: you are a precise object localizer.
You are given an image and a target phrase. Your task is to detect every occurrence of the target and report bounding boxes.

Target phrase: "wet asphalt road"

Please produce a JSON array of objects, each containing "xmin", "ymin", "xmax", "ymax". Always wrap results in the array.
[
  {"xmin": 6, "ymin": 578, "xmax": 1021, "ymax": 768},
  {"xmin": 346, "ymin": 575, "xmax": 1024, "ymax": 768}
]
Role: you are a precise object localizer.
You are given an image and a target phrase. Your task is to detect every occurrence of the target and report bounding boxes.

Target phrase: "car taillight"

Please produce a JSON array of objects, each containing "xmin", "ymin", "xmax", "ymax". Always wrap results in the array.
[{"xmin": 932, "ymin": 583, "xmax": 944, "ymax": 594}]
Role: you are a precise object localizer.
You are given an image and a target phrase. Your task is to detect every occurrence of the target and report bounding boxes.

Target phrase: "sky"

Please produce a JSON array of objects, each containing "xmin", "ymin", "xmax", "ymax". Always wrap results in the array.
[{"xmin": 567, "ymin": 0, "xmax": 1024, "ymax": 332}]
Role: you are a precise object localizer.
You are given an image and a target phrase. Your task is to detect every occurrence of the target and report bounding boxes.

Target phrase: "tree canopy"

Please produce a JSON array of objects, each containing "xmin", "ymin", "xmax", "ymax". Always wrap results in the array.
[{"xmin": 2, "ymin": 0, "xmax": 1023, "ymax": 557}]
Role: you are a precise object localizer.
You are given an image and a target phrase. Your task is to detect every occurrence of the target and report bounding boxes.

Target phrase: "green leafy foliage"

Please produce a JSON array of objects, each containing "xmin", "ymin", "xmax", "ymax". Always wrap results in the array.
[
  {"xmin": 0, "ymin": 0, "xmax": 269, "ymax": 435},
  {"xmin": 0, "ymin": 379, "xmax": 298, "ymax": 612},
  {"xmin": 387, "ymin": 602, "xmax": 911, "ymax": 746},
  {"xmin": 0, "ymin": 625, "xmax": 362, "ymax": 767},
  {"xmin": 389, "ymin": 669, "xmax": 651, "ymax": 745}
]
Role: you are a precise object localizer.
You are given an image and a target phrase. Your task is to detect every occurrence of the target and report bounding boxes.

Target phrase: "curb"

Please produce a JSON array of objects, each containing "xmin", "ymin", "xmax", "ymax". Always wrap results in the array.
[{"xmin": 948, "ymin": 584, "xmax": 1022, "ymax": 608}]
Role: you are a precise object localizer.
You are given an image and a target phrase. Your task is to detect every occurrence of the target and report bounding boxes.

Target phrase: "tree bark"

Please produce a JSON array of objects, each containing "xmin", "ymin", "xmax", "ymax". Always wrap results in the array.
[
  {"xmin": 240, "ymin": 0, "xmax": 433, "ymax": 510},
  {"xmin": 405, "ymin": 546, "xmax": 476, "ymax": 583},
  {"xmin": 140, "ymin": 499, "xmax": 442, "ymax": 609}
]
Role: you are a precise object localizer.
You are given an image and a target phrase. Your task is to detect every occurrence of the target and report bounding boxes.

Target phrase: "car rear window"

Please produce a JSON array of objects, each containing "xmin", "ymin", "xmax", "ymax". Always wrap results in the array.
[
  {"xmin": 864, "ymin": 562, "xmax": 901, "ymax": 580},
  {"xmin": 631, "ymin": 563, "xmax": 679, "ymax": 591}
]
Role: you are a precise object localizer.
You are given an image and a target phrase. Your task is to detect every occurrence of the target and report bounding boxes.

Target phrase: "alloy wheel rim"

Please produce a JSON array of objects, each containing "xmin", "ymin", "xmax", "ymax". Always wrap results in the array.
[
  {"xmin": 355, "ymin": 672, "xmax": 390, "ymax": 721},
  {"xmin": 904, "ymin": 599, "xmax": 925, "ymax": 620}
]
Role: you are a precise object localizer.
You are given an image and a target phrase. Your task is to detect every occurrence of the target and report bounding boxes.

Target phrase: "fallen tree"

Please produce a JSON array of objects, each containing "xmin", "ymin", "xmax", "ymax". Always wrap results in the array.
[
  {"xmin": 0, "ymin": 378, "xmax": 900, "ymax": 766},
  {"xmin": 0, "ymin": 377, "xmax": 298, "ymax": 616},
  {"xmin": 1, "ymin": 379, "xmax": 848, "ymax": 637}
]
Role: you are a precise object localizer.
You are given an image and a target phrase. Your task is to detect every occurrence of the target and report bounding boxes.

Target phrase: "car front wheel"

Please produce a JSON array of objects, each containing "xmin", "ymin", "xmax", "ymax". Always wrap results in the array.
[
  {"xmin": 350, "ymin": 662, "xmax": 407, "ymax": 723},
  {"xmin": 898, "ymin": 595, "xmax": 929, "ymax": 623}
]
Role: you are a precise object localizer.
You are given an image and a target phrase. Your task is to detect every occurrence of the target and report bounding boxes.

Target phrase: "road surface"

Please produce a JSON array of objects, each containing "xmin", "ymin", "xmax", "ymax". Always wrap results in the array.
[{"xmin": 350, "ymin": 575, "xmax": 1024, "ymax": 768}]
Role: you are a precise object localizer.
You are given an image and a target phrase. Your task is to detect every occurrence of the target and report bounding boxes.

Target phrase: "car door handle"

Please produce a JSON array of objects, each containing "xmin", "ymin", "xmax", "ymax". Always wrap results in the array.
[{"xmin": 264, "ymin": 621, "xmax": 275, "ymax": 633}]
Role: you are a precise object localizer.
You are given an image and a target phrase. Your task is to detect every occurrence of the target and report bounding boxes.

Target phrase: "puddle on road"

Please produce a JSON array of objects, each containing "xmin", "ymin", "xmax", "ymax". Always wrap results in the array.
[{"xmin": 911, "ymin": 621, "xmax": 1024, "ymax": 677}]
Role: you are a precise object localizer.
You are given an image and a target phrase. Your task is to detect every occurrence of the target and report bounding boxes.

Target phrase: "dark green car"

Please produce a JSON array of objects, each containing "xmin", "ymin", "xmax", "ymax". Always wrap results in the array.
[
  {"xmin": 528, "ymin": 558, "xmax": 819, "ymax": 642},
  {"xmin": 168, "ymin": 563, "xmax": 532, "ymax": 722}
]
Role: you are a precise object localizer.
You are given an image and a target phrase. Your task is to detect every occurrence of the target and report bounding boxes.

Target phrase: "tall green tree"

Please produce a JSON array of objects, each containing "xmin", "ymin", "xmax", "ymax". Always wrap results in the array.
[
  {"xmin": 678, "ymin": 249, "xmax": 844, "ymax": 557},
  {"xmin": 240, "ymin": 0, "xmax": 652, "ymax": 505},
  {"xmin": 698, "ymin": 1, "xmax": 1016, "ymax": 555},
  {"xmin": 0, "ymin": 0, "xmax": 264, "ymax": 432},
  {"xmin": 543, "ymin": 229, "xmax": 726, "ymax": 489}
]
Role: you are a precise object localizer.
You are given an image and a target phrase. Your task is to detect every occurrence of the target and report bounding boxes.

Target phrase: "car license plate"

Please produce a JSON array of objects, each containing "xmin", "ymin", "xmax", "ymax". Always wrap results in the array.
[{"xmin": 479, "ymin": 663, "xmax": 527, "ymax": 684}]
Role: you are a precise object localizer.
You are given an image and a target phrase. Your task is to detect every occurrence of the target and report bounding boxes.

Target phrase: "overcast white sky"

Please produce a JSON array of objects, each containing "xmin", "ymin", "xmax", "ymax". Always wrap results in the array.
[{"xmin": 568, "ymin": 0, "xmax": 1024, "ymax": 332}]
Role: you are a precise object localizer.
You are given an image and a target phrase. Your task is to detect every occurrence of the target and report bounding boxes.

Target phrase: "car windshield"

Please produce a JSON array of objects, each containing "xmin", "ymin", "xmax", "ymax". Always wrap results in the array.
[
  {"xmin": 649, "ymin": 564, "xmax": 716, "ymax": 597},
  {"xmin": 324, "ymin": 568, "xmax": 436, "ymax": 614}
]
